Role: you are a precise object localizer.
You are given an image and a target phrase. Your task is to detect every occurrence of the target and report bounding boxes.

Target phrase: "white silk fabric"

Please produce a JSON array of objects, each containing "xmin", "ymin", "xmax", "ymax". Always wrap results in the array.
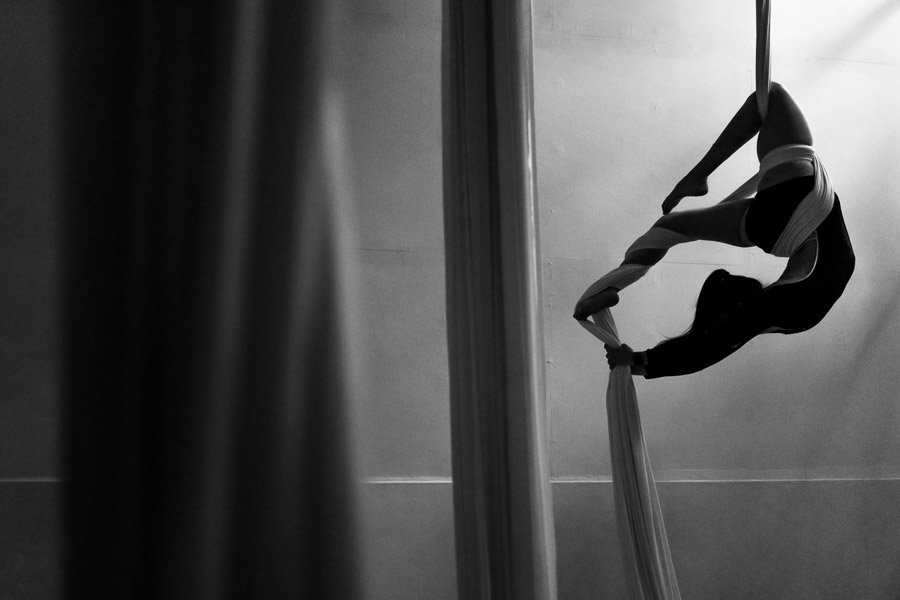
[
  {"xmin": 756, "ymin": 0, "xmax": 771, "ymax": 118},
  {"xmin": 578, "ymin": 311, "xmax": 682, "ymax": 600},
  {"xmin": 766, "ymin": 146, "xmax": 834, "ymax": 257}
]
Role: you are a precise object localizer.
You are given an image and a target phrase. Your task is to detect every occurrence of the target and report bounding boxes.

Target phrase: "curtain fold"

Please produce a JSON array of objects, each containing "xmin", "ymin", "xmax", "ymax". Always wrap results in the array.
[
  {"xmin": 60, "ymin": 2, "xmax": 360, "ymax": 598},
  {"xmin": 442, "ymin": 0, "xmax": 557, "ymax": 599}
]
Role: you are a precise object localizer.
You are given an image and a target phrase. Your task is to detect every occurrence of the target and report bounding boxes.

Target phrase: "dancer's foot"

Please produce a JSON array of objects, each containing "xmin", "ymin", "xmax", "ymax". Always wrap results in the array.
[
  {"xmin": 662, "ymin": 175, "xmax": 709, "ymax": 214},
  {"xmin": 573, "ymin": 288, "xmax": 619, "ymax": 320}
]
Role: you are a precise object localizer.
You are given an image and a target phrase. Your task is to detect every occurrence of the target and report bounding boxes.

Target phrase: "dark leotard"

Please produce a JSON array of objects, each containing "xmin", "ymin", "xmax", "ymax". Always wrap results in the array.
[{"xmin": 644, "ymin": 176, "xmax": 855, "ymax": 378}]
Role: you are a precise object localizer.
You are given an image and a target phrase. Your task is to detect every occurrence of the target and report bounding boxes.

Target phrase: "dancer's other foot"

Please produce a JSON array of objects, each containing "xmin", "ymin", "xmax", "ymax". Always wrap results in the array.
[
  {"xmin": 573, "ymin": 288, "xmax": 620, "ymax": 320},
  {"xmin": 662, "ymin": 174, "xmax": 709, "ymax": 214}
]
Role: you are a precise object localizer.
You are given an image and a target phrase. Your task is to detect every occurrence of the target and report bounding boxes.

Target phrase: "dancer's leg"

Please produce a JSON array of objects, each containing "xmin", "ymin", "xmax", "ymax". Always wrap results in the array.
[
  {"xmin": 614, "ymin": 198, "xmax": 755, "ymax": 278},
  {"xmin": 687, "ymin": 93, "xmax": 764, "ymax": 180},
  {"xmin": 664, "ymin": 82, "xmax": 810, "ymax": 211},
  {"xmin": 573, "ymin": 197, "xmax": 755, "ymax": 319},
  {"xmin": 757, "ymin": 82, "xmax": 813, "ymax": 156},
  {"xmin": 576, "ymin": 84, "xmax": 802, "ymax": 319},
  {"xmin": 663, "ymin": 92, "xmax": 763, "ymax": 213},
  {"xmin": 657, "ymin": 86, "xmax": 813, "ymax": 254},
  {"xmin": 573, "ymin": 287, "xmax": 620, "ymax": 319},
  {"xmin": 655, "ymin": 197, "xmax": 755, "ymax": 247}
]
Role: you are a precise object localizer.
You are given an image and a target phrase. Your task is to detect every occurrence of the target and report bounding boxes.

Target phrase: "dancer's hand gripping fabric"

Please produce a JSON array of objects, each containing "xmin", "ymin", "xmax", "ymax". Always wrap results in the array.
[
  {"xmin": 604, "ymin": 343, "xmax": 648, "ymax": 376},
  {"xmin": 605, "ymin": 343, "xmax": 635, "ymax": 368}
]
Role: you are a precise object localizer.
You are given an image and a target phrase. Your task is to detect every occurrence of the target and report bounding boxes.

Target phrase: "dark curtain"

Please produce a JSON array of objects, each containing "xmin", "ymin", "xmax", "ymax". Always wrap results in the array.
[{"xmin": 59, "ymin": 2, "xmax": 360, "ymax": 598}]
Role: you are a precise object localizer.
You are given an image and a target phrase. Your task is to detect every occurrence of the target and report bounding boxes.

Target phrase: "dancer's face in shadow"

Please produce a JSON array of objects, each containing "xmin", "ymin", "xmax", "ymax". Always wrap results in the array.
[{"xmin": 691, "ymin": 270, "xmax": 763, "ymax": 336}]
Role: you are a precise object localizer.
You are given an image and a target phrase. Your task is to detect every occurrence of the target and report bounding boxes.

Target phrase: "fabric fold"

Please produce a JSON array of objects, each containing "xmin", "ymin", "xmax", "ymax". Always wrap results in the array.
[{"xmin": 578, "ymin": 312, "xmax": 682, "ymax": 600}]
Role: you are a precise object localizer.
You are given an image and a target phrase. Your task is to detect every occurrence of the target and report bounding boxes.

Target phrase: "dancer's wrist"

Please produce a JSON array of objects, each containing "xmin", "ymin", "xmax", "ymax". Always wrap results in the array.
[{"xmin": 632, "ymin": 351, "xmax": 648, "ymax": 376}]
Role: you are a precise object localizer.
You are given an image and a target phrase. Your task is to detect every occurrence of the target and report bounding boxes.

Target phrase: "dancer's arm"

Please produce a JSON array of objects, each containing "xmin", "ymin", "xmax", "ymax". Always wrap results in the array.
[
  {"xmin": 662, "ymin": 93, "xmax": 762, "ymax": 214},
  {"xmin": 642, "ymin": 333, "xmax": 748, "ymax": 378},
  {"xmin": 605, "ymin": 319, "xmax": 761, "ymax": 379},
  {"xmin": 606, "ymin": 336, "xmax": 743, "ymax": 378},
  {"xmin": 604, "ymin": 344, "xmax": 648, "ymax": 376}
]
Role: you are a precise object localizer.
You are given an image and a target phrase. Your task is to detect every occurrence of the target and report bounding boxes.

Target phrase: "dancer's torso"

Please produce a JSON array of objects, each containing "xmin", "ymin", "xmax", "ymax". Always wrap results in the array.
[{"xmin": 746, "ymin": 178, "xmax": 854, "ymax": 333}]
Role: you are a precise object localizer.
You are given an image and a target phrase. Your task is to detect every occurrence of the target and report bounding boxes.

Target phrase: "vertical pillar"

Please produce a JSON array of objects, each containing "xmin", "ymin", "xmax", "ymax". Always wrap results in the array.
[{"xmin": 442, "ymin": 1, "xmax": 557, "ymax": 599}]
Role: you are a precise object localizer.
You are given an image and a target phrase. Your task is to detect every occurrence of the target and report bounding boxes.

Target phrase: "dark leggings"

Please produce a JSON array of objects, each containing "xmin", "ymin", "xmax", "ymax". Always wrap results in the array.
[
  {"xmin": 747, "ymin": 177, "xmax": 855, "ymax": 333},
  {"xmin": 745, "ymin": 175, "xmax": 815, "ymax": 254},
  {"xmin": 645, "ymin": 178, "xmax": 855, "ymax": 378}
]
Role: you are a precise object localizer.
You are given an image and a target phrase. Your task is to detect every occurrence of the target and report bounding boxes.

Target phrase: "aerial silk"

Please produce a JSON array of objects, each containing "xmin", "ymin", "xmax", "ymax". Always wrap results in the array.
[
  {"xmin": 578, "ymin": 312, "xmax": 681, "ymax": 600},
  {"xmin": 573, "ymin": 1, "xmax": 834, "ymax": 598}
]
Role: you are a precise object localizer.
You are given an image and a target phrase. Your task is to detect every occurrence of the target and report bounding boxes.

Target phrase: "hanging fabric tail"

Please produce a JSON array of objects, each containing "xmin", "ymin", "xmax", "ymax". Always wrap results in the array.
[
  {"xmin": 755, "ymin": 0, "xmax": 772, "ymax": 118},
  {"xmin": 579, "ymin": 313, "xmax": 681, "ymax": 600}
]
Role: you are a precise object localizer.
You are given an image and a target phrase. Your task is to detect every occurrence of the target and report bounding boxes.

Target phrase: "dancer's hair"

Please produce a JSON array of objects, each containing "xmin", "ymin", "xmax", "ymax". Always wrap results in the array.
[
  {"xmin": 687, "ymin": 269, "xmax": 763, "ymax": 336},
  {"xmin": 653, "ymin": 269, "xmax": 764, "ymax": 352}
]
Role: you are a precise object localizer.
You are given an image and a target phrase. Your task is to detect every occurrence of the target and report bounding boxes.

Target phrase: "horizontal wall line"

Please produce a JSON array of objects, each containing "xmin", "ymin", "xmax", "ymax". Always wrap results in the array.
[
  {"xmin": 12, "ymin": 473, "xmax": 900, "ymax": 486},
  {"xmin": 354, "ymin": 246, "xmax": 444, "ymax": 255},
  {"xmin": 366, "ymin": 468, "xmax": 900, "ymax": 485},
  {"xmin": 365, "ymin": 477, "xmax": 452, "ymax": 484}
]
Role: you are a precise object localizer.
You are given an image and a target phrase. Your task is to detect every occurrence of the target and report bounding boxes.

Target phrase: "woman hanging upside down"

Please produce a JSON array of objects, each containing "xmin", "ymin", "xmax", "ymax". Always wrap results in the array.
[{"xmin": 573, "ymin": 82, "xmax": 855, "ymax": 378}]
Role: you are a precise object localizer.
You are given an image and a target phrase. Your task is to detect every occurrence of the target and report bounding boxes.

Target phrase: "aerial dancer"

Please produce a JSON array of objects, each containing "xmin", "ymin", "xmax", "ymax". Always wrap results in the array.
[{"xmin": 573, "ymin": 82, "xmax": 855, "ymax": 378}]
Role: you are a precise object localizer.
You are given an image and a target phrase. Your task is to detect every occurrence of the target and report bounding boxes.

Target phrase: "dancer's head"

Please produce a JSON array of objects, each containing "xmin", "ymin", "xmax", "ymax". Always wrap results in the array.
[{"xmin": 690, "ymin": 269, "xmax": 763, "ymax": 335}]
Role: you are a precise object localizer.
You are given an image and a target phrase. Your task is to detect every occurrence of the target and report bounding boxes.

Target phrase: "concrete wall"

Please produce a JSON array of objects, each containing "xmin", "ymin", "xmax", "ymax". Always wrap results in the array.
[
  {"xmin": 0, "ymin": 0, "xmax": 61, "ymax": 597},
  {"xmin": 348, "ymin": 0, "xmax": 900, "ymax": 599}
]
